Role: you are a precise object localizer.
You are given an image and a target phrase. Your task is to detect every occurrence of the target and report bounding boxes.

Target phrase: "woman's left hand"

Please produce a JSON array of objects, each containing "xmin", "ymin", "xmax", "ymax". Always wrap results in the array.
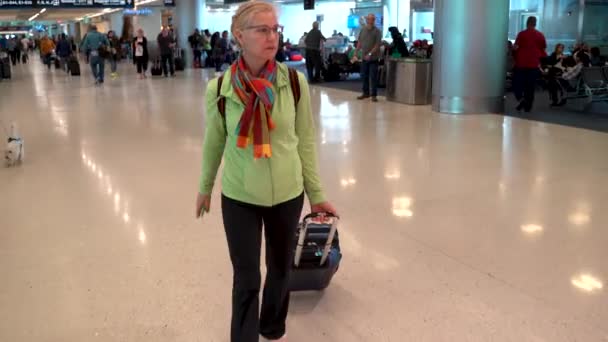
[{"xmin": 311, "ymin": 201, "xmax": 338, "ymax": 216}]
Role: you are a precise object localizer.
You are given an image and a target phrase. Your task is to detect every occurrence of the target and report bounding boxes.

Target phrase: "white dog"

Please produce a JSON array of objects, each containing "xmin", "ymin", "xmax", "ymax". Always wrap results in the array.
[{"xmin": 4, "ymin": 122, "xmax": 24, "ymax": 167}]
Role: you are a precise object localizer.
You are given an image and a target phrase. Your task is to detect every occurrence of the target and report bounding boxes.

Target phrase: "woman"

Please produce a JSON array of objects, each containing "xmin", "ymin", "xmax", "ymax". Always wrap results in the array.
[
  {"xmin": 543, "ymin": 43, "xmax": 566, "ymax": 104},
  {"xmin": 195, "ymin": 1, "xmax": 336, "ymax": 341},
  {"xmin": 544, "ymin": 43, "xmax": 565, "ymax": 67},
  {"xmin": 107, "ymin": 30, "xmax": 121, "ymax": 79},
  {"xmin": 132, "ymin": 29, "xmax": 149, "ymax": 79},
  {"xmin": 547, "ymin": 52, "xmax": 590, "ymax": 106}
]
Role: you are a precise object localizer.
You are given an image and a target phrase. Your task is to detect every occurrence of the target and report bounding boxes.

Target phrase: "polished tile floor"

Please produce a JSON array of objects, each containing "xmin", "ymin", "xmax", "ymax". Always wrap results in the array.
[{"xmin": 1, "ymin": 59, "xmax": 608, "ymax": 342}]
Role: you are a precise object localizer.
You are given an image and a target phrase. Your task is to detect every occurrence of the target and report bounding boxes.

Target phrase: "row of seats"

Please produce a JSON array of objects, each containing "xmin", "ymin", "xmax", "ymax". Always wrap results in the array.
[{"xmin": 565, "ymin": 67, "xmax": 608, "ymax": 107}]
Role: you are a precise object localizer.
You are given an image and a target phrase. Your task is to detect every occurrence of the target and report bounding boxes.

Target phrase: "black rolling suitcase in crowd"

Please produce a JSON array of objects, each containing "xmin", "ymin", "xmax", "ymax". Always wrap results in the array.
[
  {"xmin": 174, "ymin": 48, "xmax": 185, "ymax": 71},
  {"xmin": 54, "ymin": 57, "xmax": 61, "ymax": 70},
  {"xmin": 0, "ymin": 56, "xmax": 11, "ymax": 79},
  {"xmin": 288, "ymin": 212, "xmax": 342, "ymax": 291},
  {"xmin": 68, "ymin": 56, "xmax": 80, "ymax": 76},
  {"xmin": 151, "ymin": 57, "xmax": 163, "ymax": 76}
]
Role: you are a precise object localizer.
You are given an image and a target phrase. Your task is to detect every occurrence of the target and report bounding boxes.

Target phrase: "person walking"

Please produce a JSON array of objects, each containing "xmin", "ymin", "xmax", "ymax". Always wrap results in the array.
[
  {"xmin": 20, "ymin": 35, "xmax": 30, "ymax": 64},
  {"xmin": 203, "ymin": 29, "xmax": 213, "ymax": 68},
  {"xmin": 56, "ymin": 34, "xmax": 72, "ymax": 73},
  {"xmin": 80, "ymin": 24, "xmax": 110, "ymax": 84},
  {"xmin": 157, "ymin": 27, "xmax": 176, "ymax": 77},
  {"xmin": 107, "ymin": 30, "xmax": 121, "ymax": 79},
  {"xmin": 189, "ymin": 28, "xmax": 203, "ymax": 68},
  {"xmin": 195, "ymin": 1, "xmax": 336, "ymax": 341},
  {"xmin": 304, "ymin": 21, "xmax": 326, "ymax": 83},
  {"xmin": 7, "ymin": 38, "xmax": 18, "ymax": 66},
  {"xmin": 133, "ymin": 29, "xmax": 149, "ymax": 79},
  {"xmin": 513, "ymin": 16, "xmax": 546, "ymax": 112},
  {"xmin": 355, "ymin": 14, "xmax": 382, "ymax": 102},
  {"xmin": 39, "ymin": 35, "xmax": 56, "ymax": 70}
]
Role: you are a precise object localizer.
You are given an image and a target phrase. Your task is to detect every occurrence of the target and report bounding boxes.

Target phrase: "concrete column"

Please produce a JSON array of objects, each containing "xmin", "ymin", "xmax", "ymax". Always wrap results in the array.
[
  {"xmin": 432, "ymin": 0, "xmax": 510, "ymax": 114},
  {"xmin": 175, "ymin": 0, "xmax": 205, "ymax": 68}
]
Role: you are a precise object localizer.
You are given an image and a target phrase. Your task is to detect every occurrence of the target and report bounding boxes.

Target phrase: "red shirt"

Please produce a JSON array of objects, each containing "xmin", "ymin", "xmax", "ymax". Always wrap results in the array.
[{"xmin": 514, "ymin": 28, "xmax": 547, "ymax": 69}]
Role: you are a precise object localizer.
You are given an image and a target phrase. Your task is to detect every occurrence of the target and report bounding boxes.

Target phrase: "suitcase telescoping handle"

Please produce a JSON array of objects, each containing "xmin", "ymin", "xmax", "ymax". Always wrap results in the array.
[{"xmin": 294, "ymin": 212, "xmax": 339, "ymax": 267}]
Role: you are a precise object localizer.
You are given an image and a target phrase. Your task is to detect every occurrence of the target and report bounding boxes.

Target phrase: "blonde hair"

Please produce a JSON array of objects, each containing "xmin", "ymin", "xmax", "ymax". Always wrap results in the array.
[{"xmin": 231, "ymin": 0, "xmax": 277, "ymax": 44}]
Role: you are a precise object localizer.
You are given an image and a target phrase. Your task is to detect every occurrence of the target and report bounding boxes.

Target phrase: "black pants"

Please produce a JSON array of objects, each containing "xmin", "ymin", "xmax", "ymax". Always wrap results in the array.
[
  {"xmin": 204, "ymin": 49, "xmax": 213, "ymax": 67},
  {"xmin": 513, "ymin": 68, "xmax": 540, "ymax": 111},
  {"xmin": 547, "ymin": 77, "xmax": 572, "ymax": 104},
  {"xmin": 222, "ymin": 193, "xmax": 304, "ymax": 342},
  {"xmin": 135, "ymin": 56, "xmax": 148, "ymax": 74},
  {"xmin": 161, "ymin": 53, "xmax": 174, "ymax": 76},
  {"xmin": 361, "ymin": 60, "xmax": 379, "ymax": 97},
  {"xmin": 305, "ymin": 49, "xmax": 322, "ymax": 82},
  {"xmin": 193, "ymin": 49, "xmax": 202, "ymax": 66},
  {"xmin": 9, "ymin": 50, "xmax": 18, "ymax": 65}
]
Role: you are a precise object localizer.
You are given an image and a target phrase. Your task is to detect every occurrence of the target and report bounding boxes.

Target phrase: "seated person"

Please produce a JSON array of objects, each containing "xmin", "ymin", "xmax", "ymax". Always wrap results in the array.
[
  {"xmin": 547, "ymin": 53, "xmax": 590, "ymax": 106},
  {"xmin": 590, "ymin": 47, "xmax": 605, "ymax": 67},
  {"xmin": 543, "ymin": 43, "xmax": 566, "ymax": 67},
  {"xmin": 346, "ymin": 41, "xmax": 362, "ymax": 63}
]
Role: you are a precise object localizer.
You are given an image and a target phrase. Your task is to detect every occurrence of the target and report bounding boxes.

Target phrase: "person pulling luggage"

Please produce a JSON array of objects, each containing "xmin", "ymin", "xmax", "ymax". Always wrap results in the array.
[
  {"xmin": 39, "ymin": 35, "xmax": 56, "ymax": 71},
  {"xmin": 157, "ymin": 27, "xmax": 176, "ymax": 77},
  {"xmin": 195, "ymin": 2, "xmax": 336, "ymax": 341},
  {"xmin": 56, "ymin": 34, "xmax": 72, "ymax": 73}
]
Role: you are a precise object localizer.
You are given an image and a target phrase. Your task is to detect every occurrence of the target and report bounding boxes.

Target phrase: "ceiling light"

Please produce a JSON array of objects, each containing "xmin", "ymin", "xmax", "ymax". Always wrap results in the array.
[
  {"xmin": 40, "ymin": 8, "xmax": 47, "ymax": 13},
  {"xmin": 521, "ymin": 224, "xmax": 543, "ymax": 234},
  {"xmin": 569, "ymin": 212, "xmax": 590, "ymax": 226},
  {"xmin": 571, "ymin": 274, "xmax": 603, "ymax": 292},
  {"xmin": 392, "ymin": 197, "xmax": 413, "ymax": 218}
]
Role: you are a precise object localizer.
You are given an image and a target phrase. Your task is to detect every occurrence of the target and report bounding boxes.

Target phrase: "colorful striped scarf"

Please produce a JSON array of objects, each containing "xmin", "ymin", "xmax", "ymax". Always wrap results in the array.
[{"xmin": 230, "ymin": 57, "xmax": 277, "ymax": 159}]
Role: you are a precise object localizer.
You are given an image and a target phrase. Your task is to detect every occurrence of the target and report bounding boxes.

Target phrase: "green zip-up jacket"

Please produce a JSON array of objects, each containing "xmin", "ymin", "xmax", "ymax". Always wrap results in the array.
[{"xmin": 199, "ymin": 63, "xmax": 326, "ymax": 207}]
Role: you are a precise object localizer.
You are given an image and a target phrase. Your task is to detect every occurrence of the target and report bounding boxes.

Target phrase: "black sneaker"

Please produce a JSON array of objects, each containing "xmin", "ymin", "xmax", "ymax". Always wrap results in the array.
[
  {"xmin": 371, "ymin": 97, "xmax": 378, "ymax": 102},
  {"xmin": 357, "ymin": 95, "xmax": 370, "ymax": 100}
]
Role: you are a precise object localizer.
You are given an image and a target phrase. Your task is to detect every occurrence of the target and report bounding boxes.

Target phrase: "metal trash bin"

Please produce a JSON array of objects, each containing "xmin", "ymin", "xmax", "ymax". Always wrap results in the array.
[{"xmin": 386, "ymin": 58, "xmax": 432, "ymax": 105}]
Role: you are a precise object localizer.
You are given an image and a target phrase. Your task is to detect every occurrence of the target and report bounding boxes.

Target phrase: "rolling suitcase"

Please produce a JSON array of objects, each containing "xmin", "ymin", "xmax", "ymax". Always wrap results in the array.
[
  {"xmin": 174, "ymin": 49, "xmax": 185, "ymax": 71},
  {"xmin": 68, "ymin": 56, "xmax": 80, "ymax": 76},
  {"xmin": 288, "ymin": 212, "xmax": 342, "ymax": 291},
  {"xmin": 1, "ymin": 58, "xmax": 11, "ymax": 79},
  {"xmin": 151, "ymin": 57, "xmax": 162, "ymax": 76},
  {"xmin": 378, "ymin": 64, "xmax": 387, "ymax": 88},
  {"xmin": 54, "ymin": 57, "xmax": 61, "ymax": 70}
]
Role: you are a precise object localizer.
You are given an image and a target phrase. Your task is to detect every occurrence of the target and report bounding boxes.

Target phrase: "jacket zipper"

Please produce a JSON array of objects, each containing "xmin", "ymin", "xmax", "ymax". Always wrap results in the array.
[{"xmin": 268, "ymin": 158, "xmax": 275, "ymax": 206}]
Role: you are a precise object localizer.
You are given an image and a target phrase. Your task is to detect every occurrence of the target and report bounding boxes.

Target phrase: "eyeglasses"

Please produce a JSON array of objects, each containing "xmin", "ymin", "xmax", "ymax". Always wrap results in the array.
[{"xmin": 244, "ymin": 25, "xmax": 283, "ymax": 37}]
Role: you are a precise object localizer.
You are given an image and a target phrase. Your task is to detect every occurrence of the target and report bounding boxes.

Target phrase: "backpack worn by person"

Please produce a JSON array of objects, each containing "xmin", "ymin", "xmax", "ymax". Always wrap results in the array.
[{"xmin": 216, "ymin": 68, "xmax": 301, "ymax": 119}]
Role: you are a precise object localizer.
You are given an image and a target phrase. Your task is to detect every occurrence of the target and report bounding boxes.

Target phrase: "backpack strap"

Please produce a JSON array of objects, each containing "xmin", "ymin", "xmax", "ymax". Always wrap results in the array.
[
  {"xmin": 287, "ymin": 67, "xmax": 301, "ymax": 106},
  {"xmin": 217, "ymin": 74, "xmax": 226, "ymax": 117}
]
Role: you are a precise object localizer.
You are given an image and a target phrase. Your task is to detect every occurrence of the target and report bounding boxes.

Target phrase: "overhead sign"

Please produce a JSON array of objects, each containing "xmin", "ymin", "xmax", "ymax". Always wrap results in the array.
[
  {"xmin": 0, "ymin": 0, "xmax": 134, "ymax": 8},
  {"xmin": 123, "ymin": 7, "xmax": 151, "ymax": 16},
  {"xmin": 163, "ymin": 0, "xmax": 175, "ymax": 6},
  {"xmin": 0, "ymin": 25, "xmax": 31, "ymax": 32}
]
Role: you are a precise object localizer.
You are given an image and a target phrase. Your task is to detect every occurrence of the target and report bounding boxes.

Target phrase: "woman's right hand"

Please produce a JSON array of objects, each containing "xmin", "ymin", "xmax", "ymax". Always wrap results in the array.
[{"xmin": 195, "ymin": 193, "xmax": 211, "ymax": 218}]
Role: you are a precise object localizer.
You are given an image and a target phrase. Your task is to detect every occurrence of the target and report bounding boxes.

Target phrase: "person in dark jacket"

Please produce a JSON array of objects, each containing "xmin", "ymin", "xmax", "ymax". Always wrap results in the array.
[
  {"xmin": 56, "ymin": 34, "xmax": 72, "ymax": 73},
  {"xmin": 388, "ymin": 26, "xmax": 409, "ymax": 57},
  {"xmin": 133, "ymin": 29, "xmax": 149, "ymax": 79},
  {"xmin": 157, "ymin": 27, "xmax": 176, "ymax": 77},
  {"xmin": 107, "ymin": 30, "xmax": 121, "ymax": 79}
]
